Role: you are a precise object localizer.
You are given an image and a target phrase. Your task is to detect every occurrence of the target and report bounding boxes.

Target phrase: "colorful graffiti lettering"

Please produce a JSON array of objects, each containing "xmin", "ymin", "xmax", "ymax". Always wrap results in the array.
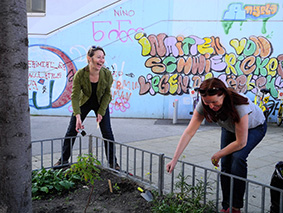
[
  {"xmin": 244, "ymin": 4, "xmax": 278, "ymax": 19},
  {"xmin": 135, "ymin": 32, "xmax": 283, "ymax": 102},
  {"xmin": 222, "ymin": 3, "xmax": 279, "ymax": 34},
  {"xmin": 92, "ymin": 20, "xmax": 144, "ymax": 43},
  {"xmin": 223, "ymin": 3, "xmax": 278, "ymax": 21}
]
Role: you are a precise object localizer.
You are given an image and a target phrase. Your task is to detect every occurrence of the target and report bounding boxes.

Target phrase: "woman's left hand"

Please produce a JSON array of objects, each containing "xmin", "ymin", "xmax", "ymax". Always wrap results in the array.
[
  {"xmin": 210, "ymin": 114, "xmax": 249, "ymax": 168},
  {"xmin": 211, "ymin": 153, "xmax": 220, "ymax": 167},
  {"xmin": 96, "ymin": 114, "xmax": 103, "ymax": 123}
]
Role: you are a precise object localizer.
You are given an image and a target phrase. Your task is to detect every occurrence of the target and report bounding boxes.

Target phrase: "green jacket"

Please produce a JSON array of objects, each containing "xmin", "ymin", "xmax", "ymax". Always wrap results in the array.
[{"xmin": 71, "ymin": 65, "xmax": 113, "ymax": 116}]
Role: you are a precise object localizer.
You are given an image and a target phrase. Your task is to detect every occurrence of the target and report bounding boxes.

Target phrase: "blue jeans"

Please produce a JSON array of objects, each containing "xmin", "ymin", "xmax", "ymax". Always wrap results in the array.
[
  {"xmin": 220, "ymin": 121, "xmax": 267, "ymax": 209},
  {"xmin": 61, "ymin": 102, "xmax": 117, "ymax": 166}
]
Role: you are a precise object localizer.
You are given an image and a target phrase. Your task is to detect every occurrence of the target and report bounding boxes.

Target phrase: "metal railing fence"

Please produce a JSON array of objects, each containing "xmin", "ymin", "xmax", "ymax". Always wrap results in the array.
[{"xmin": 31, "ymin": 135, "xmax": 283, "ymax": 212}]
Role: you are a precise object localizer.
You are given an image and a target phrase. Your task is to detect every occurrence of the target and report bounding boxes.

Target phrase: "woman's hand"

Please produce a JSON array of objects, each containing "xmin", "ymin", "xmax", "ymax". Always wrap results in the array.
[
  {"xmin": 211, "ymin": 152, "xmax": 220, "ymax": 167},
  {"xmin": 210, "ymin": 114, "xmax": 249, "ymax": 167},
  {"xmin": 96, "ymin": 114, "xmax": 103, "ymax": 123},
  {"xmin": 75, "ymin": 114, "xmax": 84, "ymax": 132},
  {"xmin": 166, "ymin": 159, "xmax": 178, "ymax": 174},
  {"xmin": 166, "ymin": 111, "xmax": 204, "ymax": 174}
]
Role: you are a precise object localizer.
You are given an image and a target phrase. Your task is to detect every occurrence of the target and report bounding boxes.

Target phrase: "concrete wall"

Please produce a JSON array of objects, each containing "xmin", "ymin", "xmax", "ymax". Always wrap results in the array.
[{"xmin": 28, "ymin": 0, "xmax": 283, "ymax": 122}]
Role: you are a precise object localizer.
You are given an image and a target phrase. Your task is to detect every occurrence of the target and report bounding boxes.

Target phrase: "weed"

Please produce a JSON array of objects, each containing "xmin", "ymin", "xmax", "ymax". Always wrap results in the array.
[
  {"xmin": 113, "ymin": 183, "xmax": 120, "ymax": 192},
  {"xmin": 151, "ymin": 173, "xmax": 216, "ymax": 212}
]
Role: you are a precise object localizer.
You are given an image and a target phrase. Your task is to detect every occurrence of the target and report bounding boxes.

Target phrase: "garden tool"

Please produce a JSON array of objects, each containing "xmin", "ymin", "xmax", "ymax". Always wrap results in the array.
[{"xmin": 137, "ymin": 187, "xmax": 153, "ymax": 202}]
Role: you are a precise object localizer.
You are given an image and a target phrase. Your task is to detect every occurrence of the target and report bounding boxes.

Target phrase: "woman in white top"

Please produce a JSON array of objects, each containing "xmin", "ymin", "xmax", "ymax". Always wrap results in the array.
[{"xmin": 166, "ymin": 78, "xmax": 267, "ymax": 213}]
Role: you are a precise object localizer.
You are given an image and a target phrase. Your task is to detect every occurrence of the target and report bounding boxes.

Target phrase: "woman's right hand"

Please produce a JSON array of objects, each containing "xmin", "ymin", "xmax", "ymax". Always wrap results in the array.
[
  {"xmin": 166, "ymin": 159, "xmax": 177, "ymax": 174},
  {"xmin": 166, "ymin": 111, "xmax": 204, "ymax": 174},
  {"xmin": 75, "ymin": 114, "xmax": 84, "ymax": 132}
]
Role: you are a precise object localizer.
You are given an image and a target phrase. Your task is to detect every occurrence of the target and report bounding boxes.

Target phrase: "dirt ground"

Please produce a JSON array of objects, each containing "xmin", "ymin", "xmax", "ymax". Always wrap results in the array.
[{"xmin": 32, "ymin": 169, "xmax": 153, "ymax": 213}]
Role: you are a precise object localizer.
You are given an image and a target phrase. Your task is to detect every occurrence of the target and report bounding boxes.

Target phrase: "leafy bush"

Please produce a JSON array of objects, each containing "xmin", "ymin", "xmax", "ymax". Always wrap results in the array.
[
  {"xmin": 66, "ymin": 154, "xmax": 101, "ymax": 185},
  {"xmin": 32, "ymin": 168, "xmax": 75, "ymax": 200},
  {"xmin": 151, "ymin": 173, "xmax": 216, "ymax": 213},
  {"xmin": 32, "ymin": 154, "xmax": 101, "ymax": 201}
]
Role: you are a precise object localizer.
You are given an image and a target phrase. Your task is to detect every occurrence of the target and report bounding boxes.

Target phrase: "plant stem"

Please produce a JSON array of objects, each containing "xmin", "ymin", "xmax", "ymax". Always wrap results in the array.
[{"xmin": 84, "ymin": 185, "xmax": 94, "ymax": 213}]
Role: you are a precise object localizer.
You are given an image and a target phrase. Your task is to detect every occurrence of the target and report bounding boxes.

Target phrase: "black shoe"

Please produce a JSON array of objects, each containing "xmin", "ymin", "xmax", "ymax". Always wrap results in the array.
[
  {"xmin": 109, "ymin": 163, "xmax": 120, "ymax": 171},
  {"xmin": 54, "ymin": 160, "xmax": 69, "ymax": 169}
]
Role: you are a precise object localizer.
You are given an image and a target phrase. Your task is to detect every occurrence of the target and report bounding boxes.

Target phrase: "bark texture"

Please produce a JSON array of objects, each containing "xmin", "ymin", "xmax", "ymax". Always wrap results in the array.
[{"xmin": 0, "ymin": 0, "xmax": 31, "ymax": 212}]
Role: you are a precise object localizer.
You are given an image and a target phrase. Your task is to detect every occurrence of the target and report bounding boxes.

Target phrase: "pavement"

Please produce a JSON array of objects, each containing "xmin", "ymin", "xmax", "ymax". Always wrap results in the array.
[{"xmin": 31, "ymin": 115, "xmax": 283, "ymax": 186}]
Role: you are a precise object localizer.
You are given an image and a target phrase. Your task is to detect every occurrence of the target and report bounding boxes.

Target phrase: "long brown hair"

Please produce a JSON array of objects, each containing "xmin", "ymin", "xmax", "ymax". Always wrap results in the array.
[{"xmin": 199, "ymin": 78, "xmax": 248, "ymax": 123}]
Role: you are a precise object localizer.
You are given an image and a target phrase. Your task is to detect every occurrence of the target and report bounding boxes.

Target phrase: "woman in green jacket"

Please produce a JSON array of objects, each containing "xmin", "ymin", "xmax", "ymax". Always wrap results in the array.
[{"xmin": 55, "ymin": 46, "xmax": 119, "ymax": 170}]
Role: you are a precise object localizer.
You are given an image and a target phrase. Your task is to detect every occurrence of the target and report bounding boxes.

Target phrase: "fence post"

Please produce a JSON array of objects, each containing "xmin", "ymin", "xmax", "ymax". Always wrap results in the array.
[
  {"xmin": 88, "ymin": 135, "xmax": 93, "ymax": 156},
  {"xmin": 158, "ymin": 153, "xmax": 165, "ymax": 196}
]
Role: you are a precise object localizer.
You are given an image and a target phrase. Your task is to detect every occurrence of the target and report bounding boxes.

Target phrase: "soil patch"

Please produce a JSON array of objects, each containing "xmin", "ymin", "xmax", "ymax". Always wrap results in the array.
[{"xmin": 32, "ymin": 169, "xmax": 153, "ymax": 213}]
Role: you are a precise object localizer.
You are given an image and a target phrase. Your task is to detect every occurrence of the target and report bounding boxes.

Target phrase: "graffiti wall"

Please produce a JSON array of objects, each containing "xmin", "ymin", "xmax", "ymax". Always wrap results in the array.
[{"xmin": 28, "ymin": 0, "xmax": 283, "ymax": 122}]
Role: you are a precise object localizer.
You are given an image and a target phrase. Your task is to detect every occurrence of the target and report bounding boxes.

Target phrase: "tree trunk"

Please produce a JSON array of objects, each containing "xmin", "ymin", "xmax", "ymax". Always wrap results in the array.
[{"xmin": 0, "ymin": 0, "xmax": 32, "ymax": 212}]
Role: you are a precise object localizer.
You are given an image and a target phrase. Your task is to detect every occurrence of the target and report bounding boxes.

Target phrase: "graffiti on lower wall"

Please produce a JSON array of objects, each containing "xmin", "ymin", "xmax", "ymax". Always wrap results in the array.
[
  {"xmin": 28, "ymin": 45, "xmax": 77, "ymax": 110},
  {"xmin": 109, "ymin": 63, "xmax": 138, "ymax": 113},
  {"xmin": 28, "ymin": 45, "xmax": 138, "ymax": 114}
]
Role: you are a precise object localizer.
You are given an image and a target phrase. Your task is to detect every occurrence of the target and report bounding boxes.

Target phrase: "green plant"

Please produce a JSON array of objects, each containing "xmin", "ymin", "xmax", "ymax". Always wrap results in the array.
[
  {"xmin": 32, "ymin": 154, "xmax": 102, "ymax": 203},
  {"xmin": 113, "ymin": 183, "xmax": 120, "ymax": 192},
  {"xmin": 151, "ymin": 173, "xmax": 216, "ymax": 213},
  {"xmin": 32, "ymin": 167, "xmax": 75, "ymax": 200},
  {"xmin": 66, "ymin": 154, "xmax": 101, "ymax": 185},
  {"xmin": 65, "ymin": 154, "xmax": 102, "ymax": 213}
]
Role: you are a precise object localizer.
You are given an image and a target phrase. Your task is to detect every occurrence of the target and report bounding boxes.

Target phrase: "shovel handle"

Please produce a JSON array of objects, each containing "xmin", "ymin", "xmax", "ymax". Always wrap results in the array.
[{"xmin": 137, "ymin": 187, "xmax": 144, "ymax": 193}]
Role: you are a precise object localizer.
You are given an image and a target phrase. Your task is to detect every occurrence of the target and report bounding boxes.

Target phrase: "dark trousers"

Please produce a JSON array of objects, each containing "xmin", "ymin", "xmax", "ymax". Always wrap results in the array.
[
  {"xmin": 61, "ymin": 103, "xmax": 117, "ymax": 166},
  {"xmin": 220, "ymin": 121, "xmax": 267, "ymax": 209}
]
